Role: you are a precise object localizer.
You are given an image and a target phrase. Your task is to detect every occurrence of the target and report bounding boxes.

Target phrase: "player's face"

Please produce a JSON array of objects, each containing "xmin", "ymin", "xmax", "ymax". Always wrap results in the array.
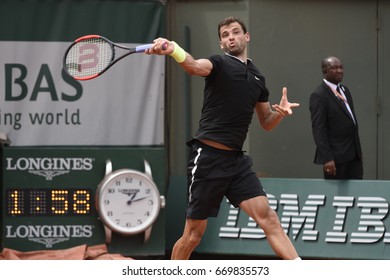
[{"xmin": 219, "ymin": 22, "xmax": 249, "ymax": 56}]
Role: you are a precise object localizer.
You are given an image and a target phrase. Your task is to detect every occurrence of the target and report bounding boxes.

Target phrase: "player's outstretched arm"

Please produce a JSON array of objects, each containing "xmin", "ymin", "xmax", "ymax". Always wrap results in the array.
[{"xmin": 146, "ymin": 38, "xmax": 213, "ymax": 77}]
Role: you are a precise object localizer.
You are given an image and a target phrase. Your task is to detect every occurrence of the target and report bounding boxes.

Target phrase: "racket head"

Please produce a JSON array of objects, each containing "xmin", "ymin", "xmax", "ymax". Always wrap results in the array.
[{"xmin": 63, "ymin": 35, "xmax": 114, "ymax": 80}]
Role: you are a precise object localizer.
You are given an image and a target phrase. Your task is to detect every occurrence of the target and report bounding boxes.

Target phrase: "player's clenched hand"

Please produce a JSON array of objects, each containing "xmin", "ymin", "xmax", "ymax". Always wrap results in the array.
[{"xmin": 145, "ymin": 38, "xmax": 171, "ymax": 55}]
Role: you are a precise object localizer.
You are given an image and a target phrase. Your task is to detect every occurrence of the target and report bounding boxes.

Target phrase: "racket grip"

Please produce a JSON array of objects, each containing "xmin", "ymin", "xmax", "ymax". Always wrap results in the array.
[
  {"xmin": 136, "ymin": 42, "xmax": 168, "ymax": 53},
  {"xmin": 136, "ymin": 44, "xmax": 154, "ymax": 53}
]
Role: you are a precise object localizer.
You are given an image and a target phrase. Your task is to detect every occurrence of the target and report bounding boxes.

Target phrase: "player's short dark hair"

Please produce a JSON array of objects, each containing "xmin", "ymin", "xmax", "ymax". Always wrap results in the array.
[{"xmin": 218, "ymin": 16, "xmax": 247, "ymax": 39}]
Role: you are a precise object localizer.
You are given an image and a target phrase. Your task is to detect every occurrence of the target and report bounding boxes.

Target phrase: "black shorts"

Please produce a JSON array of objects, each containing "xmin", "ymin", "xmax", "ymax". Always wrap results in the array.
[{"xmin": 185, "ymin": 139, "xmax": 266, "ymax": 219}]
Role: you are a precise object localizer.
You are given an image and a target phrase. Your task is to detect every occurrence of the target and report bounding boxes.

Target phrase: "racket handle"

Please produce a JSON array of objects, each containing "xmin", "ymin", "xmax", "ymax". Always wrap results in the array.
[
  {"xmin": 135, "ymin": 42, "xmax": 168, "ymax": 53},
  {"xmin": 135, "ymin": 44, "xmax": 153, "ymax": 53}
]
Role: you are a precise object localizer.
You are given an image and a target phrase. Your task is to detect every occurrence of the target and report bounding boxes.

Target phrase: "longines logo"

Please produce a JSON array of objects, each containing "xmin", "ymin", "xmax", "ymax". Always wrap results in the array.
[
  {"xmin": 5, "ymin": 225, "xmax": 94, "ymax": 248},
  {"xmin": 6, "ymin": 157, "xmax": 94, "ymax": 180}
]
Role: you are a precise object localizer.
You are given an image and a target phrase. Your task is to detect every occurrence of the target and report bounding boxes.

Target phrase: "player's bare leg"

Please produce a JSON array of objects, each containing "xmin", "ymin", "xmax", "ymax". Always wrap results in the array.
[
  {"xmin": 239, "ymin": 196, "xmax": 300, "ymax": 260},
  {"xmin": 171, "ymin": 219, "xmax": 208, "ymax": 260}
]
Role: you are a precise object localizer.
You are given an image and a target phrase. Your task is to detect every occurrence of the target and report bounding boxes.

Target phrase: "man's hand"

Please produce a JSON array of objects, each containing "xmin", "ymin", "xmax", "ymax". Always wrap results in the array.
[
  {"xmin": 272, "ymin": 87, "xmax": 300, "ymax": 117},
  {"xmin": 324, "ymin": 160, "xmax": 337, "ymax": 176},
  {"xmin": 145, "ymin": 37, "xmax": 172, "ymax": 55}
]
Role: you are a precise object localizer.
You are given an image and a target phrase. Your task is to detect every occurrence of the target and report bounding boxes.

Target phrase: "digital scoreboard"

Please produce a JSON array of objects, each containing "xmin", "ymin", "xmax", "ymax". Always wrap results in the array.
[
  {"xmin": 1, "ymin": 147, "xmax": 166, "ymax": 256},
  {"xmin": 7, "ymin": 188, "xmax": 91, "ymax": 216}
]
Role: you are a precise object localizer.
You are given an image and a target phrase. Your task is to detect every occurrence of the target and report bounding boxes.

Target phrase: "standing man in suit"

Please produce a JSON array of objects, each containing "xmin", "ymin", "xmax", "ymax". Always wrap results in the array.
[{"xmin": 309, "ymin": 56, "xmax": 363, "ymax": 179}]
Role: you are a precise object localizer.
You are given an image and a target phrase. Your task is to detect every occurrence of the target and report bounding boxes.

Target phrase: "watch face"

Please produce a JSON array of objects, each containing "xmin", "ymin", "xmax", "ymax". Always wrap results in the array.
[{"xmin": 96, "ymin": 169, "xmax": 161, "ymax": 235}]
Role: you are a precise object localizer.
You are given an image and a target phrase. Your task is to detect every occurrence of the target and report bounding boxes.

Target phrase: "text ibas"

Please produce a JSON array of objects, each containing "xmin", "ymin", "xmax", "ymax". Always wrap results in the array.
[
  {"xmin": 5, "ymin": 63, "xmax": 82, "ymax": 102},
  {"xmin": 3, "ymin": 63, "xmax": 82, "ymax": 130}
]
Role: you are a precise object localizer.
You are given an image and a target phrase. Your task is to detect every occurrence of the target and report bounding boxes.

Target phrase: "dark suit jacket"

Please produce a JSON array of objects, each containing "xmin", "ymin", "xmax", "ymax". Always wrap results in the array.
[{"xmin": 309, "ymin": 81, "xmax": 362, "ymax": 165}]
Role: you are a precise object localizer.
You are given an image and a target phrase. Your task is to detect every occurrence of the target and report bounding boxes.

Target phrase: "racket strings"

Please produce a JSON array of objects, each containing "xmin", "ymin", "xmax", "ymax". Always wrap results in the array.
[{"xmin": 65, "ymin": 38, "xmax": 113, "ymax": 79}]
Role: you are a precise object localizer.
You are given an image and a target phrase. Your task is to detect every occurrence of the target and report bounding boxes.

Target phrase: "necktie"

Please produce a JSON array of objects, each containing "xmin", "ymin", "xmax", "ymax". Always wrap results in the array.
[
  {"xmin": 335, "ymin": 86, "xmax": 347, "ymax": 103},
  {"xmin": 335, "ymin": 86, "xmax": 356, "ymax": 124}
]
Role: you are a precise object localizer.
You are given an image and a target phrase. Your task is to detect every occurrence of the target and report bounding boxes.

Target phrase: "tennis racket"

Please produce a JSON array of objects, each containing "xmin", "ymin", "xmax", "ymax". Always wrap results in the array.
[{"xmin": 63, "ymin": 35, "xmax": 164, "ymax": 80}]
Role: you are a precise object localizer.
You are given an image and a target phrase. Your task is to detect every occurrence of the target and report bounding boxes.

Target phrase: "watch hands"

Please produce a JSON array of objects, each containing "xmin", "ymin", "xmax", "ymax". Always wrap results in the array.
[
  {"xmin": 126, "ymin": 193, "xmax": 151, "ymax": 205},
  {"xmin": 128, "ymin": 192, "xmax": 137, "ymax": 201}
]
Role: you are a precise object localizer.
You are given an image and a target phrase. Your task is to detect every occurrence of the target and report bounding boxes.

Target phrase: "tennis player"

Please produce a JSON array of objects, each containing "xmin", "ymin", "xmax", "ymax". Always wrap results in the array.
[{"xmin": 147, "ymin": 16, "xmax": 301, "ymax": 260}]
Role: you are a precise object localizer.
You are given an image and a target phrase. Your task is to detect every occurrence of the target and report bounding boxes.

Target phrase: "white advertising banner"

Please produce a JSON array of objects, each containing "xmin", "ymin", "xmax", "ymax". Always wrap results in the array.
[{"xmin": 1, "ymin": 41, "xmax": 165, "ymax": 146}]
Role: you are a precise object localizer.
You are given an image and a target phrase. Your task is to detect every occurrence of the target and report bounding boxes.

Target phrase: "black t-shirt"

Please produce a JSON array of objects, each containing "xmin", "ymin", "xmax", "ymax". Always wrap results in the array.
[{"xmin": 194, "ymin": 54, "xmax": 269, "ymax": 150}]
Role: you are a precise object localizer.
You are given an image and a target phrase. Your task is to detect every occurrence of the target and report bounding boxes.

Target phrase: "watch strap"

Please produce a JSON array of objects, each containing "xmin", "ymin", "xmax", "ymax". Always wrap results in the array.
[
  {"xmin": 144, "ymin": 160, "xmax": 153, "ymax": 180},
  {"xmin": 144, "ymin": 226, "xmax": 152, "ymax": 243},
  {"xmin": 104, "ymin": 225, "xmax": 153, "ymax": 244},
  {"xmin": 104, "ymin": 225, "xmax": 112, "ymax": 244},
  {"xmin": 105, "ymin": 160, "xmax": 112, "ymax": 176}
]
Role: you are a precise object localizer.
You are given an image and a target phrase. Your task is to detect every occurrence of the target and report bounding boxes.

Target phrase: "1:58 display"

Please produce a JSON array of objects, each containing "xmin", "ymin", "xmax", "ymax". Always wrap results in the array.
[{"xmin": 6, "ymin": 188, "xmax": 91, "ymax": 216}]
